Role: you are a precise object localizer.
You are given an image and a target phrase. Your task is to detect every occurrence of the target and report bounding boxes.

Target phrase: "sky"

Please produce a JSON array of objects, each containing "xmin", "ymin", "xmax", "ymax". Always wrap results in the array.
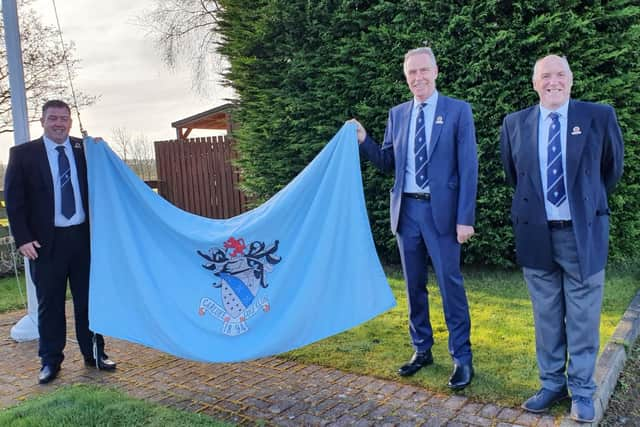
[{"xmin": 0, "ymin": 0, "xmax": 233, "ymax": 162}]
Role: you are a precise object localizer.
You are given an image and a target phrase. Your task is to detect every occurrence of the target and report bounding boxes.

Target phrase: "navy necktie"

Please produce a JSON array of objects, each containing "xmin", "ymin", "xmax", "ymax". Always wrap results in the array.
[
  {"xmin": 414, "ymin": 102, "xmax": 429, "ymax": 189},
  {"xmin": 546, "ymin": 112, "xmax": 566, "ymax": 206},
  {"xmin": 56, "ymin": 146, "xmax": 76, "ymax": 219}
]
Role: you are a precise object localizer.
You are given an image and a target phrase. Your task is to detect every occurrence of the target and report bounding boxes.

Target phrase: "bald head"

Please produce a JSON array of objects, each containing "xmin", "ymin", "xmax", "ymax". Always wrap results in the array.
[
  {"xmin": 532, "ymin": 55, "xmax": 573, "ymax": 110},
  {"xmin": 532, "ymin": 55, "xmax": 572, "ymax": 81}
]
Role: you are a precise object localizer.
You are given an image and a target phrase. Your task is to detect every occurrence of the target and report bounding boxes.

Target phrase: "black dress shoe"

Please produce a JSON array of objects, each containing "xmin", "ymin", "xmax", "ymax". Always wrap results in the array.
[
  {"xmin": 448, "ymin": 362, "xmax": 473, "ymax": 390},
  {"xmin": 84, "ymin": 356, "xmax": 117, "ymax": 370},
  {"xmin": 398, "ymin": 350, "xmax": 433, "ymax": 377},
  {"xmin": 38, "ymin": 364, "xmax": 60, "ymax": 384}
]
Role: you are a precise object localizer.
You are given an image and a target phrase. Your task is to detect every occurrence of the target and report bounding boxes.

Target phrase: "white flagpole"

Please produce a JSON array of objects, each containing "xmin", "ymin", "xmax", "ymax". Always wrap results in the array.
[{"xmin": 3, "ymin": 0, "xmax": 39, "ymax": 341}]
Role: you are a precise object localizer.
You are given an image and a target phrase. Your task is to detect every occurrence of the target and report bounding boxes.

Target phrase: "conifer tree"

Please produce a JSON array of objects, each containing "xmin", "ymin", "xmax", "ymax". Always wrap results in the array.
[{"xmin": 217, "ymin": 0, "xmax": 640, "ymax": 265}]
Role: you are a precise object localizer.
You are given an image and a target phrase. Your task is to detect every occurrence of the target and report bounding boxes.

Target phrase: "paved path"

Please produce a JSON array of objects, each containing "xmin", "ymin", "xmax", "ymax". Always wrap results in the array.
[{"xmin": 1, "ymin": 294, "xmax": 639, "ymax": 426}]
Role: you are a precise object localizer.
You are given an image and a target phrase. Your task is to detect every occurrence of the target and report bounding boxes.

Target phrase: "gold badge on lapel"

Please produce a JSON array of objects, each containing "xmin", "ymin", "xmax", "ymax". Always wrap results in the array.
[
  {"xmin": 570, "ymin": 126, "xmax": 582, "ymax": 136},
  {"xmin": 435, "ymin": 116, "xmax": 444, "ymax": 125}
]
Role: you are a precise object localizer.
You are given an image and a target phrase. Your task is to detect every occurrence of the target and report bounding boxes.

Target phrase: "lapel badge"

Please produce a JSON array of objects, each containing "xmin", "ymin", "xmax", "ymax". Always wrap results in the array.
[
  {"xmin": 570, "ymin": 126, "xmax": 582, "ymax": 136},
  {"xmin": 435, "ymin": 116, "xmax": 444, "ymax": 125},
  {"xmin": 73, "ymin": 142, "xmax": 82, "ymax": 148}
]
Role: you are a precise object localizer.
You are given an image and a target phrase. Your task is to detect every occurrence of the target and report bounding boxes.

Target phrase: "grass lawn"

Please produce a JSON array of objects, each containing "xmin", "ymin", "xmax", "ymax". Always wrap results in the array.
[
  {"xmin": 0, "ymin": 273, "xmax": 26, "ymax": 313},
  {"xmin": 0, "ymin": 384, "xmax": 232, "ymax": 426},
  {"xmin": 282, "ymin": 264, "xmax": 640, "ymax": 407}
]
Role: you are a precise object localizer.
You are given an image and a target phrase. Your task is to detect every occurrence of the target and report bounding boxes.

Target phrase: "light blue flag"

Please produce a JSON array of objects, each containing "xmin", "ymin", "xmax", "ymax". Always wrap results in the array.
[{"xmin": 86, "ymin": 123, "xmax": 395, "ymax": 362}]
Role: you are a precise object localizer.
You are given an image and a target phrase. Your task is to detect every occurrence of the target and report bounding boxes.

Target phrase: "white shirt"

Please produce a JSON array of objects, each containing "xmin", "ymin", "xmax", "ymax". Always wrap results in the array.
[
  {"xmin": 43, "ymin": 136, "xmax": 86, "ymax": 226},
  {"xmin": 404, "ymin": 90, "xmax": 438, "ymax": 193},
  {"xmin": 538, "ymin": 102, "xmax": 571, "ymax": 221}
]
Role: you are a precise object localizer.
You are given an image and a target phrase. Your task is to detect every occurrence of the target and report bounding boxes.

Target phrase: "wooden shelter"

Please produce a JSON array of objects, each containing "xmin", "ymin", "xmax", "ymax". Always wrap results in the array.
[
  {"xmin": 171, "ymin": 103, "xmax": 235, "ymax": 139},
  {"xmin": 155, "ymin": 103, "xmax": 246, "ymax": 219}
]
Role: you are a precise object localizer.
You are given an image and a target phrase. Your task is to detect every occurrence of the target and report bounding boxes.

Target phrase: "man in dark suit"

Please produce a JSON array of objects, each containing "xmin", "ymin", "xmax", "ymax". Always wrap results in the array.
[
  {"xmin": 500, "ymin": 55, "xmax": 624, "ymax": 423},
  {"xmin": 349, "ymin": 47, "xmax": 478, "ymax": 389},
  {"xmin": 5, "ymin": 100, "xmax": 117, "ymax": 384}
]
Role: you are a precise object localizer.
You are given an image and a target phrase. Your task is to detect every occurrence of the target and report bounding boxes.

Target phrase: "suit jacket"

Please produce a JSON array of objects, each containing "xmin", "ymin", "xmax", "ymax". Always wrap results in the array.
[
  {"xmin": 4, "ymin": 136, "xmax": 89, "ymax": 255},
  {"xmin": 359, "ymin": 94, "xmax": 478, "ymax": 235},
  {"xmin": 500, "ymin": 99, "xmax": 624, "ymax": 280}
]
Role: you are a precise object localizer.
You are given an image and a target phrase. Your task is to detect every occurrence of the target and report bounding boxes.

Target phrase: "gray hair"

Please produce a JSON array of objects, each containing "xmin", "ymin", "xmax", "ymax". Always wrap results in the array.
[
  {"xmin": 532, "ymin": 55, "xmax": 572, "ymax": 80},
  {"xmin": 404, "ymin": 47, "xmax": 437, "ymax": 75}
]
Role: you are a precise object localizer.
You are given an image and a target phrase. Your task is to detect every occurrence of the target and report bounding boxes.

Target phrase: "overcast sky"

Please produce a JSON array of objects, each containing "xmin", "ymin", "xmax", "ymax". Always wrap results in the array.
[{"xmin": 0, "ymin": 0, "xmax": 233, "ymax": 162}]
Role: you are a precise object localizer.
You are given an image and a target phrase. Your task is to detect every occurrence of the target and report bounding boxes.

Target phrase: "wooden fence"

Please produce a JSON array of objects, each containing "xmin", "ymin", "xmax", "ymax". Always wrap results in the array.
[{"xmin": 154, "ymin": 136, "xmax": 246, "ymax": 219}]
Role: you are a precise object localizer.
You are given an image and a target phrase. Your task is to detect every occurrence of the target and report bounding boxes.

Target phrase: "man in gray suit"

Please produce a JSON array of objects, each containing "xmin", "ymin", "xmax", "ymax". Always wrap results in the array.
[{"xmin": 500, "ymin": 55, "xmax": 624, "ymax": 423}]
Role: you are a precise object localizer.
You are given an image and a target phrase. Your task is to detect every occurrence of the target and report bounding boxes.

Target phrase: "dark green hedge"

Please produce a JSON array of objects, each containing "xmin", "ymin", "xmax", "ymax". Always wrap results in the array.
[{"xmin": 217, "ymin": 0, "xmax": 640, "ymax": 266}]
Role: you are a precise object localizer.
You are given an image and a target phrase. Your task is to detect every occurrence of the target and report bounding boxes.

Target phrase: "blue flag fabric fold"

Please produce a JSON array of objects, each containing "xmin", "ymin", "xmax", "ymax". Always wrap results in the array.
[{"xmin": 86, "ymin": 123, "xmax": 395, "ymax": 362}]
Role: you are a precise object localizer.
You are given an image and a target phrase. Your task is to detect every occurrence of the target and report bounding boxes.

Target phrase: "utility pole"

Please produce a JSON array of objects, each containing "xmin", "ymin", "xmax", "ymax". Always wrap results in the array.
[{"xmin": 3, "ymin": 0, "xmax": 39, "ymax": 341}]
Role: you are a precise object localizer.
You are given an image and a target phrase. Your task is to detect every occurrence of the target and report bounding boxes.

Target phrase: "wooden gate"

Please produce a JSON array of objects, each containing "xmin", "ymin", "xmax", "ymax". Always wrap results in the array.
[{"xmin": 154, "ymin": 136, "xmax": 246, "ymax": 219}]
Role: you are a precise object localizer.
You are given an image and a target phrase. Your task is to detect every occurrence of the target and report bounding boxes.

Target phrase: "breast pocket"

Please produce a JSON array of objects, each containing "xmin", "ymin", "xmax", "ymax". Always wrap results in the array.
[{"xmin": 447, "ymin": 175, "xmax": 459, "ymax": 190}]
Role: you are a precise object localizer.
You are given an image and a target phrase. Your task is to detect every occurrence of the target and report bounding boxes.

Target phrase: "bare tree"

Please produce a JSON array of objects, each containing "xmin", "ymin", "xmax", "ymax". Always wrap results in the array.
[
  {"xmin": 129, "ymin": 134, "xmax": 156, "ymax": 181},
  {"xmin": 111, "ymin": 126, "xmax": 133, "ymax": 162},
  {"xmin": 140, "ymin": 0, "xmax": 224, "ymax": 95},
  {"xmin": 0, "ymin": 0, "xmax": 96, "ymax": 135},
  {"xmin": 110, "ymin": 127, "xmax": 156, "ymax": 181}
]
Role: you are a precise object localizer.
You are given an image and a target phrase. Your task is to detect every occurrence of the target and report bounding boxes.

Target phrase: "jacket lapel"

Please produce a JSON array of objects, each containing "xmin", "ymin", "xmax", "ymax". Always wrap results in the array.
[
  {"xmin": 35, "ymin": 138, "xmax": 55, "ymax": 198},
  {"xmin": 71, "ymin": 138, "xmax": 89, "ymax": 208},
  {"xmin": 427, "ymin": 96, "xmax": 445, "ymax": 159},
  {"xmin": 396, "ymin": 101, "xmax": 412, "ymax": 174},
  {"xmin": 565, "ymin": 100, "xmax": 588, "ymax": 191},
  {"xmin": 521, "ymin": 107, "xmax": 545, "ymax": 203}
]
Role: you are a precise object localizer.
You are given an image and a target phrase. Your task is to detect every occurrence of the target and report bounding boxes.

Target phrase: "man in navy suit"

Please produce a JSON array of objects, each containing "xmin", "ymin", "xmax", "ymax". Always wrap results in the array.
[
  {"xmin": 500, "ymin": 55, "xmax": 624, "ymax": 423},
  {"xmin": 5, "ymin": 100, "xmax": 117, "ymax": 384},
  {"xmin": 349, "ymin": 47, "xmax": 478, "ymax": 389}
]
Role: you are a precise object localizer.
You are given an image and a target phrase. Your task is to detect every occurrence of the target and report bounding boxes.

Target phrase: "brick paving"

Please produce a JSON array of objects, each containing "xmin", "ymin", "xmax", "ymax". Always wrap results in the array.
[{"xmin": 1, "ymin": 297, "xmax": 638, "ymax": 426}]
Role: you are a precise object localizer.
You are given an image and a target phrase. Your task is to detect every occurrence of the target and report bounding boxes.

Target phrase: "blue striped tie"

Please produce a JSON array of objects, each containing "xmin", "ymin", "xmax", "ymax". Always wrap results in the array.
[
  {"xmin": 546, "ymin": 112, "xmax": 566, "ymax": 206},
  {"xmin": 56, "ymin": 146, "xmax": 76, "ymax": 219},
  {"xmin": 414, "ymin": 102, "xmax": 429, "ymax": 189}
]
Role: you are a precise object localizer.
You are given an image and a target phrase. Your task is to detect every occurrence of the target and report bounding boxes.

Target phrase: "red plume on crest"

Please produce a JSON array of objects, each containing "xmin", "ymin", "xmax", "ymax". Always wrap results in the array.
[{"xmin": 224, "ymin": 237, "xmax": 246, "ymax": 257}]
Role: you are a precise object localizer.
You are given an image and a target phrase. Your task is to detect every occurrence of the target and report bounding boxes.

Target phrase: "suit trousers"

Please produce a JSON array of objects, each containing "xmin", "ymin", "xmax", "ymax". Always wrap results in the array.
[
  {"xmin": 396, "ymin": 196, "xmax": 472, "ymax": 364},
  {"xmin": 29, "ymin": 222, "xmax": 104, "ymax": 367},
  {"xmin": 523, "ymin": 227, "xmax": 604, "ymax": 398}
]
